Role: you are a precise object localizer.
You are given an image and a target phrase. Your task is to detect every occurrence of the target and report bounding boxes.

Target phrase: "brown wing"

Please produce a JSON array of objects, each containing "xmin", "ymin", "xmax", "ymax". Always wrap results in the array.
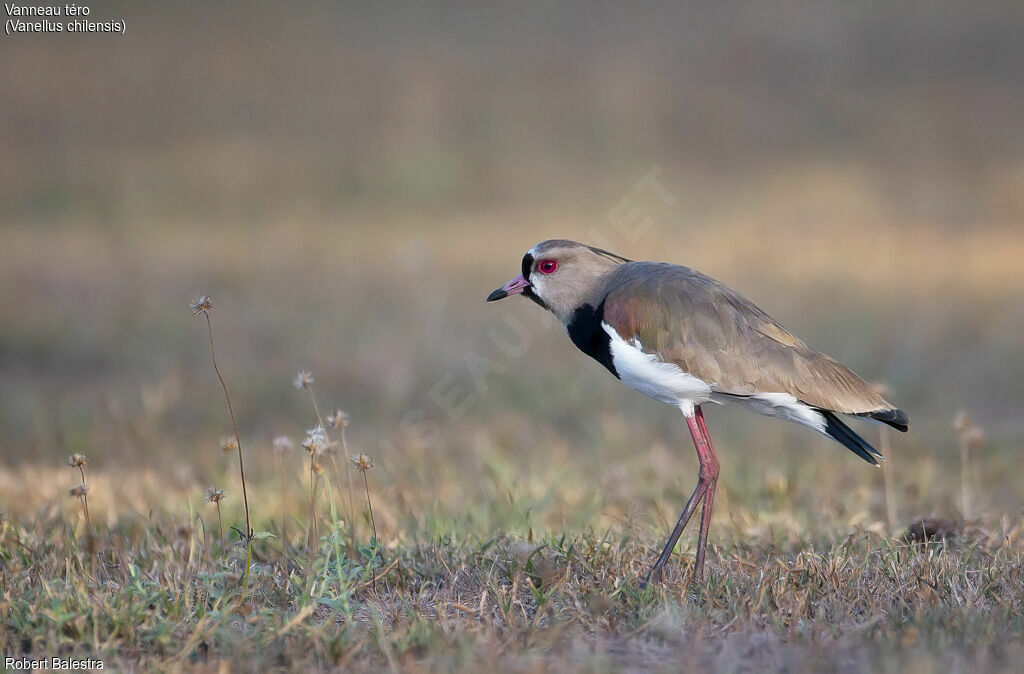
[{"xmin": 600, "ymin": 262, "xmax": 903, "ymax": 417}]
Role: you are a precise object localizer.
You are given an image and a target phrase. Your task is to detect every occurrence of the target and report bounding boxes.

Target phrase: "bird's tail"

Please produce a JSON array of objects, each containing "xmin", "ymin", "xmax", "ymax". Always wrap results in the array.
[{"xmin": 820, "ymin": 410, "xmax": 884, "ymax": 466}]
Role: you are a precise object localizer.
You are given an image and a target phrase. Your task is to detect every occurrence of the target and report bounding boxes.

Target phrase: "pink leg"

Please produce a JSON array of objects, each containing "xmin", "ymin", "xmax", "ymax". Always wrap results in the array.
[
  {"xmin": 692, "ymin": 407, "xmax": 719, "ymax": 578},
  {"xmin": 644, "ymin": 405, "xmax": 720, "ymax": 585}
]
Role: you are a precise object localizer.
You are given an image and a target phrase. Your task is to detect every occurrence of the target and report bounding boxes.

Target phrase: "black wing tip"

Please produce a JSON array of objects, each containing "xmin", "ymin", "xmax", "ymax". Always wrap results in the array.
[
  {"xmin": 820, "ymin": 410, "xmax": 883, "ymax": 466},
  {"xmin": 859, "ymin": 408, "xmax": 910, "ymax": 433}
]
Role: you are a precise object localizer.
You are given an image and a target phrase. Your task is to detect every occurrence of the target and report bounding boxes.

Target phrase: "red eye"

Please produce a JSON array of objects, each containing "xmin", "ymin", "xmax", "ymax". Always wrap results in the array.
[{"xmin": 537, "ymin": 259, "xmax": 558, "ymax": 274}]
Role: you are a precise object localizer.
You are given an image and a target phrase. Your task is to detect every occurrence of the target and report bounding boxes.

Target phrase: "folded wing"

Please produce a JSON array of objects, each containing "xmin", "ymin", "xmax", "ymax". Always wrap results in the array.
[{"xmin": 599, "ymin": 262, "xmax": 909, "ymax": 430}]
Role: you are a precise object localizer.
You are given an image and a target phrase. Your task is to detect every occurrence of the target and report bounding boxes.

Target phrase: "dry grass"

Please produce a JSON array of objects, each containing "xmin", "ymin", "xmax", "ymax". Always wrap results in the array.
[{"xmin": 2, "ymin": 497, "xmax": 1022, "ymax": 672}]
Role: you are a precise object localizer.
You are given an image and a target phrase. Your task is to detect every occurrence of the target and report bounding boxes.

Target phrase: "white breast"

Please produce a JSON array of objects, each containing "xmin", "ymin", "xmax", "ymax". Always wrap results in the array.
[
  {"xmin": 601, "ymin": 321, "xmax": 828, "ymax": 433},
  {"xmin": 602, "ymin": 321, "xmax": 713, "ymax": 415}
]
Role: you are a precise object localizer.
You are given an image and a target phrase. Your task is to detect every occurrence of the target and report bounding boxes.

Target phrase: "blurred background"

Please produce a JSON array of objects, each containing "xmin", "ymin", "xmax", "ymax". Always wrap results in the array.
[{"xmin": 2, "ymin": 2, "xmax": 1022, "ymax": 537}]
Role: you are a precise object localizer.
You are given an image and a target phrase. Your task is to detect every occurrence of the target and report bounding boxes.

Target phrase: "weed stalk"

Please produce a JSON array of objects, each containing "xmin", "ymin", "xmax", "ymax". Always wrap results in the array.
[{"xmin": 192, "ymin": 296, "xmax": 252, "ymax": 599}]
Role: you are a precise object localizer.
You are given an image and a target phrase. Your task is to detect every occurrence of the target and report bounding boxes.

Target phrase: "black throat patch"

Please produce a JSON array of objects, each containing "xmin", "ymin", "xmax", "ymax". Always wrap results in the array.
[
  {"xmin": 520, "ymin": 252, "xmax": 548, "ymax": 309},
  {"xmin": 566, "ymin": 301, "xmax": 618, "ymax": 378}
]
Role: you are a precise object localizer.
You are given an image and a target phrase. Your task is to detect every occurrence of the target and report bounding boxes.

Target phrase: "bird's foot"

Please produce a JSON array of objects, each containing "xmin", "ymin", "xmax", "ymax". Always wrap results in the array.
[{"xmin": 640, "ymin": 565, "xmax": 663, "ymax": 590}]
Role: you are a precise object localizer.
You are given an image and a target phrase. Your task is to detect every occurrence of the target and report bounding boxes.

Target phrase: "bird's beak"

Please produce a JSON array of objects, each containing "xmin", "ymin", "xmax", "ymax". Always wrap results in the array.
[{"xmin": 486, "ymin": 273, "xmax": 531, "ymax": 302}]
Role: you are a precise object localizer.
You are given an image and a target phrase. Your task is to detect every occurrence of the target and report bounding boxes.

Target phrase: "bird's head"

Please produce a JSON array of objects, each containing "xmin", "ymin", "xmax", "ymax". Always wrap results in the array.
[{"xmin": 486, "ymin": 239, "xmax": 630, "ymax": 323}]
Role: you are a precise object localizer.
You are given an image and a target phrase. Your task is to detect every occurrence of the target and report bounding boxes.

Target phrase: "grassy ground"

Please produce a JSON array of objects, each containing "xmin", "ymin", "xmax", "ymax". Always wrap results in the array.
[{"xmin": 2, "ymin": 468, "xmax": 1023, "ymax": 672}]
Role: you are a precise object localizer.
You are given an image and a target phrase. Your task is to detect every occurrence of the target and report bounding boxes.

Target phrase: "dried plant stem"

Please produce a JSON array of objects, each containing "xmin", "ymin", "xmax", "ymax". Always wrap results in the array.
[
  {"xmin": 76, "ymin": 464, "xmax": 92, "ymax": 535},
  {"xmin": 959, "ymin": 436, "xmax": 972, "ymax": 520},
  {"xmin": 215, "ymin": 502, "xmax": 225, "ymax": 551},
  {"xmin": 277, "ymin": 453, "xmax": 288, "ymax": 552},
  {"xmin": 204, "ymin": 312, "xmax": 252, "ymax": 597},
  {"xmin": 362, "ymin": 471, "xmax": 377, "ymax": 546},
  {"xmin": 309, "ymin": 455, "xmax": 319, "ymax": 552},
  {"xmin": 879, "ymin": 427, "xmax": 896, "ymax": 529},
  {"xmin": 362, "ymin": 470, "xmax": 377, "ymax": 591},
  {"xmin": 307, "ymin": 387, "xmax": 325, "ymax": 440},
  {"xmin": 74, "ymin": 464, "xmax": 95, "ymax": 578},
  {"xmin": 338, "ymin": 426, "xmax": 356, "ymax": 539}
]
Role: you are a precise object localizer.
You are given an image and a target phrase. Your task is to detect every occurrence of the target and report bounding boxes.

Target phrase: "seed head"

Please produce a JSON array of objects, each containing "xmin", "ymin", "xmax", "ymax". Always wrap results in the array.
[
  {"xmin": 326, "ymin": 409, "xmax": 349, "ymax": 429},
  {"xmin": 302, "ymin": 426, "xmax": 328, "ymax": 454},
  {"xmin": 67, "ymin": 453, "xmax": 88, "ymax": 468},
  {"xmin": 189, "ymin": 294, "xmax": 213, "ymax": 315},
  {"xmin": 204, "ymin": 487, "xmax": 225, "ymax": 504},
  {"xmin": 273, "ymin": 435, "xmax": 294, "ymax": 453},
  {"xmin": 220, "ymin": 436, "xmax": 239, "ymax": 453},
  {"xmin": 70, "ymin": 484, "xmax": 89, "ymax": 498},
  {"xmin": 293, "ymin": 370, "xmax": 315, "ymax": 390},
  {"xmin": 954, "ymin": 410, "xmax": 973, "ymax": 432},
  {"xmin": 350, "ymin": 453, "xmax": 374, "ymax": 473}
]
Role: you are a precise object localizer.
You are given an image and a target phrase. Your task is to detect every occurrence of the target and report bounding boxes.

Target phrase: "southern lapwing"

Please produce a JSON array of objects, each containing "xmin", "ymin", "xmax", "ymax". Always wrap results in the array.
[{"xmin": 486, "ymin": 239, "xmax": 909, "ymax": 583}]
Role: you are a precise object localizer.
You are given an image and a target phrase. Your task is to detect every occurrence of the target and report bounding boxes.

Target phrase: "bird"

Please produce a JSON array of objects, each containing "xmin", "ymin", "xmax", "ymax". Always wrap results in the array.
[{"xmin": 486, "ymin": 239, "xmax": 909, "ymax": 583}]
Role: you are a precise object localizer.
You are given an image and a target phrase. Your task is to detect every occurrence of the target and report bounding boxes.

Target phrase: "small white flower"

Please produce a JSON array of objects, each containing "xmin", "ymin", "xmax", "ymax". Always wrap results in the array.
[
  {"xmin": 272, "ymin": 435, "xmax": 294, "ymax": 453},
  {"xmin": 293, "ymin": 370, "xmax": 314, "ymax": 389},
  {"xmin": 189, "ymin": 294, "xmax": 213, "ymax": 315},
  {"xmin": 302, "ymin": 426, "xmax": 328, "ymax": 454},
  {"xmin": 326, "ymin": 409, "xmax": 349, "ymax": 429}
]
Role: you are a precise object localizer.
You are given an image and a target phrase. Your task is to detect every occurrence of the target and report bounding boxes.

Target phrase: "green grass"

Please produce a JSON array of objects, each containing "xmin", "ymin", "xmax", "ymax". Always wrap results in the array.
[{"xmin": 3, "ymin": 509, "xmax": 1022, "ymax": 672}]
